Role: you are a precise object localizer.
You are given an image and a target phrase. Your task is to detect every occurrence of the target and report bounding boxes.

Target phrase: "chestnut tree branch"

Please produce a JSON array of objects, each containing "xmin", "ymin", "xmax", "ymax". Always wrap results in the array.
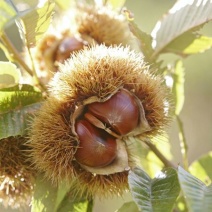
[{"xmin": 143, "ymin": 139, "xmax": 176, "ymax": 169}]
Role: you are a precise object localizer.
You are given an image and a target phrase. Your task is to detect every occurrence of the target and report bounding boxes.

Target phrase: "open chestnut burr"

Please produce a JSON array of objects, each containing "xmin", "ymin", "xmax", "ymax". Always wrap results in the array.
[
  {"xmin": 29, "ymin": 45, "xmax": 171, "ymax": 198},
  {"xmin": 73, "ymin": 88, "xmax": 151, "ymax": 175}
]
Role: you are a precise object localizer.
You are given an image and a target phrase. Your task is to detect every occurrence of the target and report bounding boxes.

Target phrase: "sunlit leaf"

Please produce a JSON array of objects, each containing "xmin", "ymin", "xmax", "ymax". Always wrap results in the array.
[
  {"xmin": 128, "ymin": 167, "xmax": 180, "ymax": 212},
  {"xmin": 55, "ymin": 0, "xmax": 75, "ymax": 10},
  {"xmin": 0, "ymin": 84, "xmax": 42, "ymax": 139},
  {"xmin": 172, "ymin": 60, "xmax": 185, "ymax": 115},
  {"xmin": 116, "ymin": 201, "xmax": 139, "ymax": 212},
  {"xmin": 0, "ymin": 84, "xmax": 42, "ymax": 113},
  {"xmin": 32, "ymin": 175, "xmax": 93, "ymax": 212},
  {"xmin": 57, "ymin": 196, "xmax": 93, "ymax": 212},
  {"xmin": 151, "ymin": 0, "xmax": 212, "ymax": 56},
  {"xmin": 31, "ymin": 174, "xmax": 58, "ymax": 212},
  {"xmin": 174, "ymin": 194, "xmax": 189, "ymax": 212},
  {"xmin": 189, "ymin": 151, "xmax": 212, "ymax": 185},
  {"xmin": 0, "ymin": 102, "xmax": 42, "ymax": 139},
  {"xmin": 178, "ymin": 166, "xmax": 212, "ymax": 212},
  {"xmin": 0, "ymin": 1, "xmax": 16, "ymax": 32},
  {"xmin": 165, "ymin": 32, "xmax": 212, "ymax": 56},
  {"xmin": 20, "ymin": 1, "xmax": 55, "ymax": 48},
  {"xmin": 0, "ymin": 61, "xmax": 21, "ymax": 88},
  {"xmin": 106, "ymin": 0, "xmax": 126, "ymax": 9},
  {"xmin": 54, "ymin": 181, "xmax": 72, "ymax": 212}
]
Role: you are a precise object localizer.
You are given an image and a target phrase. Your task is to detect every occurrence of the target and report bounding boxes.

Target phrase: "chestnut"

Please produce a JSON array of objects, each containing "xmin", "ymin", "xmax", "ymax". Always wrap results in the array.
[
  {"xmin": 87, "ymin": 89, "xmax": 139, "ymax": 135},
  {"xmin": 74, "ymin": 119, "xmax": 117, "ymax": 168},
  {"xmin": 55, "ymin": 37, "xmax": 84, "ymax": 63}
]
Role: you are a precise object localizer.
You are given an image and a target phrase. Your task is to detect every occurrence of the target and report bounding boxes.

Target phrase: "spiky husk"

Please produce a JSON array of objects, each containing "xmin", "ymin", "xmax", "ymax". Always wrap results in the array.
[
  {"xmin": 34, "ymin": 3, "xmax": 139, "ymax": 84},
  {"xmin": 75, "ymin": 4, "xmax": 139, "ymax": 49},
  {"xmin": 0, "ymin": 136, "xmax": 34, "ymax": 209},
  {"xmin": 29, "ymin": 45, "xmax": 171, "ymax": 198}
]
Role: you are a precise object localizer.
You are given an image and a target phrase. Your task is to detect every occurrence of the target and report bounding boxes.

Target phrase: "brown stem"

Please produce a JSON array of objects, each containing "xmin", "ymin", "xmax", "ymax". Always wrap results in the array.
[{"xmin": 143, "ymin": 139, "xmax": 176, "ymax": 169}]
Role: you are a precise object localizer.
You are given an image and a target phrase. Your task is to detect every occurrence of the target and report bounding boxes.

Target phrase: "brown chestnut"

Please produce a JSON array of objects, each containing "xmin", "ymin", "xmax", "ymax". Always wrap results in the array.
[
  {"xmin": 55, "ymin": 37, "xmax": 84, "ymax": 63},
  {"xmin": 74, "ymin": 119, "xmax": 117, "ymax": 168},
  {"xmin": 87, "ymin": 89, "xmax": 139, "ymax": 135}
]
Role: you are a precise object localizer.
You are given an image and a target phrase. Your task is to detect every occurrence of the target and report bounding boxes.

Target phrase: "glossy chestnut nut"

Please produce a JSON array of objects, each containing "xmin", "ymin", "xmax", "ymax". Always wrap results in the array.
[
  {"xmin": 87, "ymin": 89, "xmax": 139, "ymax": 135},
  {"xmin": 75, "ymin": 119, "xmax": 117, "ymax": 168},
  {"xmin": 55, "ymin": 37, "xmax": 84, "ymax": 63}
]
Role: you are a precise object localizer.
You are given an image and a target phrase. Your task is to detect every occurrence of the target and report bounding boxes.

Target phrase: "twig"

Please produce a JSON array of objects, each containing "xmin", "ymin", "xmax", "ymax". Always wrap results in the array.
[
  {"xmin": 143, "ymin": 139, "xmax": 177, "ymax": 169},
  {"xmin": 1, "ymin": 32, "xmax": 46, "ymax": 92},
  {"xmin": 1, "ymin": 32, "xmax": 33, "ymax": 76},
  {"xmin": 176, "ymin": 115, "xmax": 189, "ymax": 171}
]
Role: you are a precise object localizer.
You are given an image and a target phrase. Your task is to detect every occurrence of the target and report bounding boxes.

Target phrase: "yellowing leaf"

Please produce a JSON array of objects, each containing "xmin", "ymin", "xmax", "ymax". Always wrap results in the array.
[
  {"xmin": 55, "ymin": 0, "xmax": 75, "ymax": 10},
  {"xmin": 106, "ymin": 0, "xmax": 126, "ymax": 9},
  {"xmin": 189, "ymin": 151, "xmax": 212, "ymax": 185},
  {"xmin": 20, "ymin": 1, "xmax": 55, "ymax": 48},
  {"xmin": 165, "ymin": 32, "xmax": 212, "ymax": 56},
  {"xmin": 172, "ymin": 60, "xmax": 185, "ymax": 115}
]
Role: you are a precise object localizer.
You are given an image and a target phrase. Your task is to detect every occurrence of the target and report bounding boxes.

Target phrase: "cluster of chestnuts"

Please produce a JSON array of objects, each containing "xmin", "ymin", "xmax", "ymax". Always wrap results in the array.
[
  {"xmin": 29, "ymin": 45, "xmax": 170, "ymax": 197},
  {"xmin": 34, "ymin": 3, "xmax": 139, "ymax": 83},
  {"xmin": 75, "ymin": 89, "xmax": 141, "ymax": 168}
]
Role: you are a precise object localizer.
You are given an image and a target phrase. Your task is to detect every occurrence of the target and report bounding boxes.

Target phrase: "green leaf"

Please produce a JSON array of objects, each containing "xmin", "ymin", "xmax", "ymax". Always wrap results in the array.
[
  {"xmin": 31, "ymin": 175, "xmax": 58, "ymax": 212},
  {"xmin": 165, "ymin": 32, "xmax": 212, "ymax": 56},
  {"xmin": 178, "ymin": 166, "xmax": 212, "ymax": 212},
  {"xmin": 20, "ymin": 1, "xmax": 55, "ymax": 48},
  {"xmin": 189, "ymin": 151, "xmax": 212, "ymax": 185},
  {"xmin": 0, "ymin": 84, "xmax": 42, "ymax": 113},
  {"xmin": 172, "ymin": 60, "xmax": 185, "ymax": 115},
  {"xmin": 106, "ymin": 0, "xmax": 126, "ymax": 9},
  {"xmin": 174, "ymin": 194, "xmax": 189, "ymax": 212},
  {"xmin": 0, "ymin": 1, "xmax": 16, "ymax": 32},
  {"xmin": 116, "ymin": 201, "xmax": 139, "ymax": 212},
  {"xmin": 0, "ymin": 62, "xmax": 21, "ymax": 89},
  {"xmin": 128, "ymin": 167, "xmax": 180, "ymax": 212},
  {"xmin": 128, "ymin": 22, "xmax": 165, "ymax": 73},
  {"xmin": 129, "ymin": 21, "xmax": 154, "ymax": 62},
  {"xmin": 0, "ymin": 102, "xmax": 42, "ymax": 139},
  {"xmin": 32, "ymin": 175, "xmax": 93, "ymax": 212},
  {"xmin": 151, "ymin": 0, "xmax": 212, "ymax": 56},
  {"xmin": 57, "ymin": 196, "xmax": 93, "ymax": 212},
  {"xmin": 54, "ymin": 181, "xmax": 72, "ymax": 211},
  {"xmin": 0, "ymin": 83, "xmax": 40, "ymax": 92}
]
